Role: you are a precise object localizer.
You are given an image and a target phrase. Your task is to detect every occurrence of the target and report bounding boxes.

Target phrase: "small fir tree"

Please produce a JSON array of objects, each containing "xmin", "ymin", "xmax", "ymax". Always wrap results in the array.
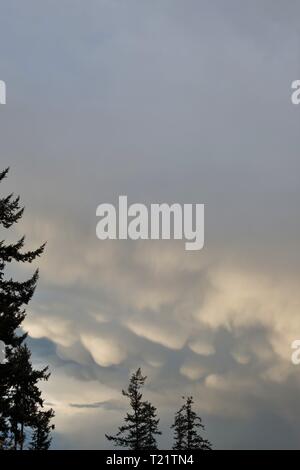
[
  {"xmin": 171, "ymin": 396, "xmax": 212, "ymax": 450},
  {"xmin": 106, "ymin": 368, "xmax": 160, "ymax": 450},
  {"xmin": 143, "ymin": 401, "xmax": 161, "ymax": 450}
]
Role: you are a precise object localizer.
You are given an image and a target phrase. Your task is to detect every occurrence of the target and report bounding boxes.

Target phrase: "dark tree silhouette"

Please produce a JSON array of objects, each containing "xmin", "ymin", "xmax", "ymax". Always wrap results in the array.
[
  {"xmin": 30, "ymin": 408, "xmax": 55, "ymax": 450},
  {"xmin": 171, "ymin": 404, "xmax": 186, "ymax": 450},
  {"xmin": 106, "ymin": 368, "xmax": 160, "ymax": 450},
  {"xmin": 0, "ymin": 168, "xmax": 54, "ymax": 449},
  {"xmin": 142, "ymin": 401, "xmax": 161, "ymax": 450},
  {"xmin": 171, "ymin": 396, "xmax": 212, "ymax": 450}
]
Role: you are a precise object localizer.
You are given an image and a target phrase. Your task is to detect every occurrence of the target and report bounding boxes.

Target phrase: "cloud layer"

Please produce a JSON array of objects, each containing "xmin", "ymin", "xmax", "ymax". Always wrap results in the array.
[{"xmin": 1, "ymin": 0, "xmax": 300, "ymax": 449}]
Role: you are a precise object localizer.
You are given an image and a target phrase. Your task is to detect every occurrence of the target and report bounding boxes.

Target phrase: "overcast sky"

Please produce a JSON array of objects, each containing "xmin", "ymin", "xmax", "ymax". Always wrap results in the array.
[{"xmin": 1, "ymin": 0, "xmax": 300, "ymax": 449}]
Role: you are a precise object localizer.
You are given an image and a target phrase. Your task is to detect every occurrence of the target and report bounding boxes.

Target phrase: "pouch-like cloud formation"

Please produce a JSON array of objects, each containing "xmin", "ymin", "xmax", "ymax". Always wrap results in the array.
[{"xmin": 2, "ymin": 0, "xmax": 300, "ymax": 449}]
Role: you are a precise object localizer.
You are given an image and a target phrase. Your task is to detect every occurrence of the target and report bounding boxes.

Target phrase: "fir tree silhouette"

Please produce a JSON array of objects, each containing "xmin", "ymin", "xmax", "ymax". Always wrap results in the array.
[
  {"xmin": 171, "ymin": 402, "xmax": 186, "ymax": 450},
  {"xmin": 106, "ymin": 368, "xmax": 161, "ymax": 450},
  {"xmin": 171, "ymin": 396, "xmax": 212, "ymax": 450},
  {"xmin": 0, "ymin": 168, "xmax": 54, "ymax": 449},
  {"xmin": 142, "ymin": 401, "xmax": 161, "ymax": 450},
  {"xmin": 30, "ymin": 408, "xmax": 55, "ymax": 450}
]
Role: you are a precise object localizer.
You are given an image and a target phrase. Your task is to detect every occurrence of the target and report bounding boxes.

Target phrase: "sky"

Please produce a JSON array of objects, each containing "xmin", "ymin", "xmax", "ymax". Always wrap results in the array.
[{"xmin": 1, "ymin": 0, "xmax": 300, "ymax": 449}]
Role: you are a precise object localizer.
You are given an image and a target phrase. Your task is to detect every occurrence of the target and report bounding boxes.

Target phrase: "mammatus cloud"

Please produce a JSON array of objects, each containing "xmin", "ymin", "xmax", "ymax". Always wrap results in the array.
[
  {"xmin": 16, "ymin": 213, "xmax": 300, "ymax": 449},
  {"xmin": 197, "ymin": 268, "xmax": 300, "ymax": 372},
  {"xmin": 1, "ymin": 0, "xmax": 300, "ymax": 449},
  {"xmin": 180, "ymin": 362, "xmax": 207, "ymax": 381},
  {"xmin": 189, "ymin": 339, "xmax": 215, "ymax": 357},
  {"xmin": 81, "ymin": 334, "xmax": 126, "ymax": 367}
]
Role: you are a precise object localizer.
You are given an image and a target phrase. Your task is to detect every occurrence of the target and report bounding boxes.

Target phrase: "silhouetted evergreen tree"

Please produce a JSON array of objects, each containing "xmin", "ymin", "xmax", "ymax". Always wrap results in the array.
[
  {"xmin": 171, "ymin": 397, "xmax": 212, "ymax": 450},
  {"xmin": 143, "ymin": 401, "xmax": 161, "ymax": 450},
  {"xmin": 30, "ymin": 408, "xmax": 55, "ymax": 450},
  {"xmin": 0, "ymin": 168, "xmax": 54, "ymax": 449},
  {"xmin": 106, "ymin": 368, "xmax": 160, "ymax": 449},
  {"xmin": 171, "ymin": 404, "xmax": 186, "ymax": 450}
]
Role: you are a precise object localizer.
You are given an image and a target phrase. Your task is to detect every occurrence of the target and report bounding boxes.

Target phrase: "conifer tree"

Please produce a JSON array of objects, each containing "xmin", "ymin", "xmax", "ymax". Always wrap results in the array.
[
  {"xmin": 142, "ymin": 401, "xmax": 161, "ymax": 450},
  {"xmin": 30, "ymin": 408, "xmax": 55, "ymax": 450},
  {"xmin": 0, "ymin": 168, "xmax": 54, "ymax": 449},
  {"xmin": 171, "ymin": 404, "xmax": 186, "ymax": 450},
  {"xmin": 106, "ymin": 368, "xmax": 161, "ymax": 450},
  {"xmin": 171, "ymin": 396, "xmax": 212, "ymax": 450}
]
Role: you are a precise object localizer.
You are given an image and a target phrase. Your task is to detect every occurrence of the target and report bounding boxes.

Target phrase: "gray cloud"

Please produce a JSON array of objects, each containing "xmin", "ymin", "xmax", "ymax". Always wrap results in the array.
[{"xmin": 1, "ymin": 0, "xmax": 300, "ymax": 449}]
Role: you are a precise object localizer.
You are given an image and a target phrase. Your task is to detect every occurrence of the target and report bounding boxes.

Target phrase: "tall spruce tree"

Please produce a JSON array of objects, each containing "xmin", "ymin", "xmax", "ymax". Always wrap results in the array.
[
  {"xmin": 142, "ymin": 401, "xmax": 161, "ymax": 450},
  {"xmin": 171, "ymin": 396, "xmax": 212, "ymax": 450},
  {"xmin": 29, "ymin": 408, "xmax": 55, "ymax": 450},
  {"xmin": 171, "ymin": 404, "xmax": 186, "ymax": 450},
  {"xmin": 106, "ymin": 368, "xmax": 161, "ymax": 450},
  {"xmin": 0, "ymin": 168, "xmax": 54, "ymax": 449}
]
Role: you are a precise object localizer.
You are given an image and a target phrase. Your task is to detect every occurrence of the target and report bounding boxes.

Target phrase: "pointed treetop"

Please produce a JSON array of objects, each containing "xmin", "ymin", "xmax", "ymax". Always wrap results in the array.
[{"xmin": 0, "ymin": 168, "xmax": 9, "ymax": 182}]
